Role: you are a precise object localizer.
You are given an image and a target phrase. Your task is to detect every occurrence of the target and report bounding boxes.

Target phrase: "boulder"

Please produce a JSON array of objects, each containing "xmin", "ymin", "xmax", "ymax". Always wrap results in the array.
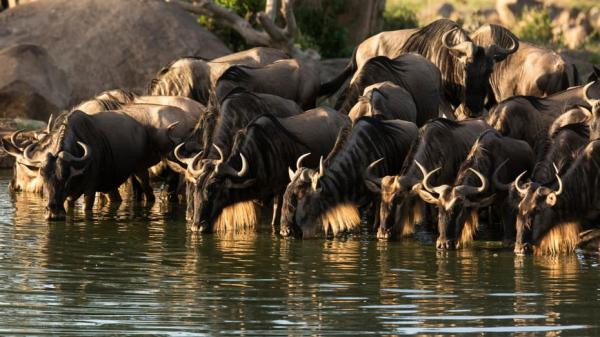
[
  {"xmin": 0, "ymin": 0, "xmax": 230, "ymax": 119},
  {"xmin": 0, "ymin": 44, "xmax": 69, "ymax": 120}
]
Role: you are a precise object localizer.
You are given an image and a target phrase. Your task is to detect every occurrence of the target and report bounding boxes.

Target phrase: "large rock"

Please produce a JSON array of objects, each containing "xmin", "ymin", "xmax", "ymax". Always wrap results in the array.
[
  {"xmin": 496, "ymin": 0, "xmax": 542, "ymax": 26},
  {"xmin": 0, "ymin": 0, "xmax": 230, "ymax": 119},
  {"xmin": 0, "ymin": 44, "xmax": 69, "ymax": 120}
]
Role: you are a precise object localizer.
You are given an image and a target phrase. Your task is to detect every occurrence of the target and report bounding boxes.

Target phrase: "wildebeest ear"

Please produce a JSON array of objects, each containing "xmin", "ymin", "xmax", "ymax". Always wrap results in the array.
[
  {"xmin": 288, "ymin": 167, "xmax": 295, "ymax": 181},
  {"xmin": 546, "ymin": 193, "xmax": 557, "ymax": 206}
]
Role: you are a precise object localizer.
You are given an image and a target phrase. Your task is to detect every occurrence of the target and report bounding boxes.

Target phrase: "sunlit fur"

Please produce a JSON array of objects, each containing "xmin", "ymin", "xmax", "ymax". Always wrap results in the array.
[
  {"xmin": 213, "ymin": 200, "xmax": 261, "ymax": 233},
  {"xmin": 303, "ymin": 203, "xmax": 361, "ymax": 238},
  {"xmin": 535, "ymin": 221, "xmax": 581, "ymax": 255},
  {"xmin": 398, "ymin": 199, "xmax": 423, "ymax": 237},
  {"xmin": 459, "ymin": 209, "xmax": 480, "ymax": 247}
]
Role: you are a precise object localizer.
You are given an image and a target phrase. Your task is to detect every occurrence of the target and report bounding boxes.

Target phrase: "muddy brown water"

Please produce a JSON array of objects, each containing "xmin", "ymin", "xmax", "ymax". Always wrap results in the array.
[{"xmin": 0, "ymin": 172, "xmax": 598, "ymax": 336}]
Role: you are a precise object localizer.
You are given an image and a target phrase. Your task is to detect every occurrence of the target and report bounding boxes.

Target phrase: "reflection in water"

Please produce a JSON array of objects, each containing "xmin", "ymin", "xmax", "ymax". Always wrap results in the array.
[{"xmin": 0, "ymin": 173, "xmax": 598, "ymax": 336}]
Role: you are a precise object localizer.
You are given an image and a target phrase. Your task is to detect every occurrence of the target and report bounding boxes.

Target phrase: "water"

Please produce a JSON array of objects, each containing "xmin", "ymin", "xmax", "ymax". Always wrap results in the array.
[{"xmin": 0, "ymin": 172, "xmax": 598, "ymax": 336}]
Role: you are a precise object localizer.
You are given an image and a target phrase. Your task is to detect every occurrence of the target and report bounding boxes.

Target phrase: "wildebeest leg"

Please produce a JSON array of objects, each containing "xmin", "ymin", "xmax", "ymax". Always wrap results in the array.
[
  {"xmin": 165, "ymin": 169, "xmax": 180, "ymax": 203},
  {"xmin": 84, "ymin": 191, "xmax": 96, "ymax": 210},
  {"xmin": 501, "ymin": 202, "xmax": 516, "ymax": 248},
  {"xmin": 135, "ymin": 170, "xmax": 155, "ymax": 203},
  {"xmin": 271, "ymin": 194, "xmax": 282, "ymax": 234},
  {"xmin": 109, "ymin": 188, "xmax": 122, "ymax": 203},
  {"xmin": 130, "ymin": 176, "xmax": 143, "ymax": 201}
]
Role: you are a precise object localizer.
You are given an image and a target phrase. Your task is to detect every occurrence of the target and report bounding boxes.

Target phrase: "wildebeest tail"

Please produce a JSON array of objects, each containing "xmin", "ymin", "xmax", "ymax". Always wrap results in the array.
[{"xmin": 318, "ymin": 48, "xmax": 357, "ymax": 97}]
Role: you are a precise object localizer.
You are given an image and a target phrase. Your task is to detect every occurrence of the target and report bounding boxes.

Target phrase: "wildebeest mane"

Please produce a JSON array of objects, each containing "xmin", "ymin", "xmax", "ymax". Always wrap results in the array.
[
  {"xmin": 336, "ymin": 56, "xmax": 416, "ymax": 114},
  {"xmin": 147, "ymin": 57, "xmax": 209, "ymax": 103},
  {"xmin": 402, "ymin": 19, "xmax": 466, "ymax": 105},
  {"xmin": 227, "ymin": 113, "xmax": 312, "ymax": 178},
  {"xmin": 318, "ymin": 117, "xmax": 414, "ymax": 205},
  {"xmin": 324, "ymin": 125, "xmax": 352, "ymax": 165}
]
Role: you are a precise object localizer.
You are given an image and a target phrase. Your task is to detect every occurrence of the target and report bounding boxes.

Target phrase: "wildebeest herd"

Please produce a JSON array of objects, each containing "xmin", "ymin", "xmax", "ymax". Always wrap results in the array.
[{"xmin": 3, "ymin": 19, "xmax": 600, "ymax": 255}]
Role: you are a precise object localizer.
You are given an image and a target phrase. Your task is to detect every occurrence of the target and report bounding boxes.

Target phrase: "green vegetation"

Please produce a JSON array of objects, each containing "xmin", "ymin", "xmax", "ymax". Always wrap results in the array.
[
  {"xmin": 198, "ymin": 0, "xmax": 350, "ymax": 58},
  {"xmin": 514, "ymin": 7, "xmax": 561, "ymax": 47},
  {"xmin": 383, "ymin": 2, "xmax": 419, "ymax": 31},
  {"xmin": 294, "ymin": 1, "xmax": 350, "ymax": 58}
]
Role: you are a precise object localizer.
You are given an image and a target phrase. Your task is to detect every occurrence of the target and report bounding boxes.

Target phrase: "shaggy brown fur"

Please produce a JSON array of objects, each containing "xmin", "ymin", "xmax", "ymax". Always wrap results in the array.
[
  {"xmin": 535, "ymin": 221, "xmax": 581, "ymax": 255},
  {"xmin": 458, "ymin": 209, "xmax": 480, "ymax": 248},
  {"xmin": 303, "ymin": 203, "xmax": 361, "ymax": 238},
  {"xmin": 212, "ymin": 201, "xmax": 261, "ymax": 233}
]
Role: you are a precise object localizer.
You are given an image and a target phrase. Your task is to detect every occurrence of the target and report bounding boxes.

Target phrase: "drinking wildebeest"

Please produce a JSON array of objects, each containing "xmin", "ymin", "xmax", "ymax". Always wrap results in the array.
[
  {"xmin": 416, "ymin": 129, "xmax": 534, "ymax": 249},
  {"xmin": 371, "ymin": 118, "xmax": 490, "ymax": 239},
  {"xmin": 280, "ymin": 117, "xmax": 418, "ymax": 238},
  {"xmin": 192, "ymin": 108, "xmax": 350, "ymax": 233}
]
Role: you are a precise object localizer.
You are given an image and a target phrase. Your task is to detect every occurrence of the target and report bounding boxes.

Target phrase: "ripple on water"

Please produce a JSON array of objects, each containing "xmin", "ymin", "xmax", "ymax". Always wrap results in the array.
[{"xmin": 0, "ymin": 173, "xmax": 599, "ymax": 336}]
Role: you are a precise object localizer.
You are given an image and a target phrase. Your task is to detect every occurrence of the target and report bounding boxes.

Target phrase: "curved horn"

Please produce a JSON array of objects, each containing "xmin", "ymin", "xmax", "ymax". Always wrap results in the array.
[
  {"xmin": 22, "ymin": 143, "xmax": 43, "ymax": 167},
  {"xmin": 415, "ymin": 160, "xmax": 446, "ymax": 195},
  {"xmin": 318, "ymin": 156, "xmax": 324, "ymax": 177},
  {"xmin": 514, "ymin": 171, "xmax": 528, "ymax": 196},
  {"xmin": 457, "ymin": 168, "xmax": 488, "ymax": 197},
  {"xmin": 236, "ymin": 153, "xmax": 248, "ymax": 177},
  {"xmin": 491, "ymin": 159, "xmax": 510, "ymax": 191},
  {"xmin": 174, "ymin": 142, "xmax": 203, "ymax": 167},
  {"xmin": 296, "ymin": 152, "xmax": 311, "ymax": 171},
  {"xmin": 583, "ymin": 81, "xmax": 598, "ymax": 107},
  {"xmin": 10, "ymin": 129, "xmax": 25, "ymax": 150},
  {"xmin": 58, "ymin": 141, "xmax": 91, "ymax": 163},
  {"xmin": 441, "ymin": 27, "xmax": 460, "ymax": 49},
  {"xmin": 553, "ymin": 171, "xmax": 563, "ymax": 197},
  {"xmin": 364, "ymin": 158, "xmax": 384, "ymax": 187},
  {"xmin": 488, "ymin": 34, "xmax": 519, "ymax": 60},
  {"xmin": 46, "ymin": 114, "xmax": 55, "ymax": 133},
  {"xmin": 213, "ymin": 144, "xmax": 225, "ymax": 164},
  {"xmin": 289, "ymin": 152, "xmax": 311, "ymax": 180},
  {"xmin": 187, "ymin": 152, "xmax": 204, "ymax": 177}
]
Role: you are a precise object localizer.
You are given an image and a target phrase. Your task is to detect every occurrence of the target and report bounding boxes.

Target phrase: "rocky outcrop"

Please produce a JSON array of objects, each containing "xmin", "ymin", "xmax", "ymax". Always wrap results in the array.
[{"xmin": 0, "ymin": 0, "xmax": 230, "ymax": 120}]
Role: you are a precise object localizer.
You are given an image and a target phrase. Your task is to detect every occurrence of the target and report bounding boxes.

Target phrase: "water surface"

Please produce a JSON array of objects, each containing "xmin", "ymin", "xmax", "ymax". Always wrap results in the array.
[{"xmin": 0, "ymin": 173, "xmax": 598, "ymax": 336}]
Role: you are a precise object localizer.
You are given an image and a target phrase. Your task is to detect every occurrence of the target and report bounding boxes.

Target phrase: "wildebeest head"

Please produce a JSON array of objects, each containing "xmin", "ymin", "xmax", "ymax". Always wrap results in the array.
[
  {"xmin": 365, "ymin": 160, "xmax": 420, "ymax": 239},
  {"xmin": 440, "ymin": 27, "xmax": 518, "ymax": 117},
  {"xmin": 193, "ymin": 144, "xmax": 254, "ymax": 233},
  {"xmin": 280, "ymin": 153, "xmax": 313, "ymax": 237},
  {"xmin": 38, "ymin": 141, "xmax": 92, "ymax": 220},
  {"xmin": 583, "ymin": 81, "xmax": 600, "ymax": 138},
  {"xmin": 414, "ymin": 161, "xmax": 493, "ymax": 249},
  {"xmin": 512, "ymin": 168, "xmax": 566, "ymax": 254}
]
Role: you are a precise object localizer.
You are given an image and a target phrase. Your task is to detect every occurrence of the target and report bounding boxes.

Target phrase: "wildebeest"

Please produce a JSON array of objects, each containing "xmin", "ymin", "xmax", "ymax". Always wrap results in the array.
[
  {"xmin": 471, "ymin": 24, "xmax": 579, "ymax": 105},
  {"xmin": 371, "ymin": 118, "xmax": 490, "ymax": 239},
  {"xmin": 415, "ymin": 129, "xmax": 534, "ymax": 249},
  {"xmin": 321, "ymin": 19, "xmax": 518, "ymax": 117},
  {"xmin": 192, "ymin": 108, "xmax": 350, "ymax": 233},
  {"xmin": 487, "ymin": 80, "xmax": 600, "ymax": 154},
  {"xmin": 148, "ymin": 47, "xmax": 289, "ymax": 104},
  {"xmin": 174, "ymin": 87, "xmax": 302, "ymax": 221},
  {"xmin": 280, "ymin": 117, "xmax": 418, "ymax": 238},
  {"xmin": 347, "ymin": 82, "xmax": 418, "ymax": 124},
  {"xmin": 335, "ymin": 54, "xmax": 441, "ymax": 123},
  {"xmin": 21, "ymin": 110, "xmax": 159, "ymax": 220},
  {"xmin": 514, "ymin": 139, "xmax": 600, "ymax": 255},
  {"xmin": 508, "ymin": 123, "xmax": 590, "ymax": 254},
  {"xmin": 2, "ymin": 128, "xmax": 47, "ymax": 193},
  {"xmin": 215, "ymin": 59, "xmax": 320, "ymax": 109}
]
